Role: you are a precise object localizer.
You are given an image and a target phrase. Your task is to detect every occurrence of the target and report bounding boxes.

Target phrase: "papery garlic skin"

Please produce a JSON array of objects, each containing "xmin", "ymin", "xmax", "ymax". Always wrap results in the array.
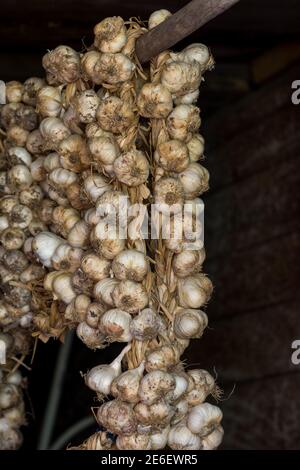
[
  {"xmin": 114, "ymin": 149, "xmax": 149, "ymax": 187},
  {"xmin": 139, "ymin": 370, "xmax": 175, "ymax": 405},
  {"xmin": 116, "ymin": 432, "xmax": 151, "ymax": 450},
  {"xmin": 137, "ymin": 83, "xmax": 173, "ymax": 119},
  {"xmin": 111, "ymin": 362, "xmax": 144, "ymax": 403},
  {"xmin": 76, "ymin": 321, "xmax": 106, "ymax": 349},
  {"xmin": 173, "ymin": 309, "xmax": 208, "ymax": 339},
  {"xmin": 202, "ymin": 425, "xmax": 224, "ymax": 450},
  {"xmin": 148, "ymin": 9, "xmax": 172, "ymax": 29},
  {"xmin": 168, "ymin": 424, "xmax": 202, "ymax": 450},
  {"xmin": 154, "ymin": 140, "xmax": 189, "ymax": 173},
  {"xmin": 178, "ymin": 162, "xmax": 209, "ymax": 199},
  {"xmin": 94, "ymin": 16, "xmax": 127, "ymax": 53},
  {"xmin": 161, "ymin": 61, "xmax": 202, "ymax": 97},
  {"xmin": 37, "ymin": 86, "xmax": 62, "ymax": 117},
  {"xmin": 97, "ymin": 399, "xmax": 136, "ymax": 435},
  {"xmin": 187, "ymin": 402, "xmax": 223, "ymax": 437},
  {"xmin": 112, "ymin": 249, "xmax": 148, "ymax": 282},
  {"xmin": 97, "ymin": 96, "xmax": 135, "ymax": 134},
  {"xmin": 42, "ymin": 45, "xmax": 81, "ymax": 84},
  {"xmin": 112, "ymin": 280, "xmax": 149, "ymax": 314},
  {"xmin": 167, "ymin": 105, "xmax": 201, "ymax": 142},
  {"xmin": 72, "ymin": 90, "xmax": 100, "ymax": 124},
  {"xmin": 99, "ymin": 308, "xmax": 132, "ymax": 342}
]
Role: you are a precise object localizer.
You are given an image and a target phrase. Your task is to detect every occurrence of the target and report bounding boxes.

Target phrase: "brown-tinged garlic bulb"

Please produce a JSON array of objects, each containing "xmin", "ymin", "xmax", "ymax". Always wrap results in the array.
[
  {"xmin": 114, "ymin": 149, "xmax": 149, "ymax": 187},
  {"xmin": 185, "ymin": 369, "xmax": 216, "ymax": 406},
  {"xmin": 187, "ymin": 134, "xmax": 205, "ymax": 162},
  {"xmin": 116, "ymin": 432, "xmax": 151, "ymax": 450},
  {"xmin": 72, "ymin": 90, "xmax": 100, "ymax": 124},
  {"xmin": 174, "ymin": 89, "xmax": 199, "ymax": 106},
  {"xmin": 178, "ymin": 162, "xmax": 209, "ymax": 199},
  {"xmin": 75, "ymin": 431, "xmax": 113, "ymax": 450},
  {"xmin": 76, "ymin": 321, "xmax": 106, "ymax": 349},
  {"xmin": 178, "ymin": 274, "xmax": 213, "ymax": 309},
  {"xmin": 22, "ymin": 77, "xmax": 46, "ymax": 106},
  {"xmin": 7, "ymin": 126, "xmax": 29, "ymax": 147},
  {"xmin": 154, "ymin": 140, "xmax": 189, "ymax": 173},
  {"xmin": 154, "ymin": 177, "xmax": 184, "ymax": 214},
  {"xmin": 59, "ymin": 134, "xmax": 91, "ymax": 172},
  {"xmin": 81, "ymin": 51, "xmax": 102, "ymax": 84},
  {"xmin": 202, "ymin": 425, "xmax": 224, "ymax": 450},
  {"xmin": 1, "ymin": 228, "xmax": 25, "ymax": 251},
  {"xmin": 111, "ymin": 361, "xmax": 144, "ymax": 403},
  {"xmin": 80, "ymin": 252, "xmax": 110, "ymax": 282},
  {"xmin": 112, "ymin": 280, "xmax": 148, "ymax": 314},
  {"xmin": 85, "ymin": 302, "xmax": 105, "ymax": 328},
  {"xmin": 99, "ymin": 308, "xmax": 132, "ymax": 342},
  {"xmin": 130, "ymin": 308, "xmax": 161, "ymax": 341},
  {"xmin": 88, "ymin": 135, "xmax": 120, "ymax": 168},
  {"xmin": 85, "ymin": 344, "xmax": 130, "ymax": 394},
  {"xmin": 91, "ymin": 224, "xmax": 126, "ymax": 260},
  {"xmin": 137, "ymin": 83, "xmax": 173, "ymax": 119},
  {"xmin": 0, "ymin": 424, "xmax": 23, "ymax": 450},
  {"xmin": 97, "ymin": 399, "xmax": 136, "ymax": 435},
  {"xmin": 30, "ymin": 157, "xmax": 47, "ymax": 183},
  {"xmin": 42, "ymin": 45, "xmax": 80, "ymax": 84},
  {"xmin": 6, "ymin": 81, "xmax": 23, "ymax": 103},
  {"xmin": 19, "ymin": 185, "xmax": 43, "ymax": 208},
  {"xmin": 148, "ymin": 9, "xmax": 172, "ymax": 29},
  {"xmin": 26, "ymin": 129, "xmax": 44, "ymax": 154},
  {"xmin": 173, "ymin": 309, "xmax": 208, "ymax": 339},
  {"xmin": 97, "ymin": 96, "xmax": 135, "ymax": 134},
  {"xmin": 172, "ymin": 248, "xmax": 205, "ymax": 278},
  {"xmin": 167, "ymin": 104, "xmax": 201, "ymax": 142},
  {"xmin": 8, "ymin": 164, "xmax": 33, "ymax": 189},
  {"xmin": 168, "ymin": 423, "xmax": 202, "ymax": 450},
  {"xmin": 187, "ymin": 403, "xmax": 223, "ymax": 436},
  {"xmin": 145, "ymin": 345, "xmax": 180, "ymax": 372},
  {"xmin": 177, "ymin": 43, "xmax": 214, "ymax": 72},
  {"xmin": 7, "ymin": 146, "xmax": 32, "ymax": 167},
  {"xmin": 161, "ymin": 61, "xmax": 202, "ymax": 97},
  {"xmin": 138, "ymin": 370, "xmax": 175, "ymax": 405},
  {"xmin": 134, "ymin": 399, "xmax": 174, "ymax": 428},
  {"xmin": 96, "ymin": 53, "xmax": 135, "ymax": 85},
  {"xmin": 51, "ymin": 243, "xmax": 83, "ymax": 272},
  {"xmin": 94, "ymin": 16, "xmax": 127, "ymax": 53},
  {"xmin": 9, "ymin": 203, "xmax": 33, "ymax": 229},
  {"xmin": 37, "ymin": 86, "xmax": 62, "ymax": 117},
  {"xmin": 67, "ymin": 220, "xmax": 90, "ymax": 248}
]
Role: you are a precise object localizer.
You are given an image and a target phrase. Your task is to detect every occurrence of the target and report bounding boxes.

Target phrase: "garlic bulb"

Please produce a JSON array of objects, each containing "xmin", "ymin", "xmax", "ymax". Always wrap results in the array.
[
  {"xmin": 161, "ymin": 61, "xmax": 202, "ymax": 97},
  {"xmin": 116, "ymin": 433, "xmax": 151, "ymax": 450},
  {"xmin": 85, "ymin": 344, "xmax": 130, "ymax": 394},
  {"xmin": 154, "ymin": 177, "xmax": 184, "ymax": 214},
  {"xmin": 99, "ymin": 308, "xmax": 132, "ymax": 342},
  {"xmin": 154, "ymin": 140, "xmax": 189, "ymax": 173},
  {"xmin": 150, "ymin": 426, "xmax": 170, "ymax": 450},
  {"xmin": 6, "ymin": 81, "xmax": 23, "ymax": 103},
  {"xmin": 97, "ymin": 96, "xmax": 135, "ymax": 134},
  {"xmin": 33, "ymin": 232, "xmax": 64, "ymax": 267},
  {"xmin": 186, "ymin": 369, "xmax": 216, "ymax": 406},
  {"xmin": 179, "ymin": 43, "xmax": 214, "ymax": 72},
  {"xmin": 67, "ymin": 220, "xmax": 90, "ymax": 248},
  {"xmin": 26, "ymin": 129, "xmax": 44, "ymax": 154},
  {"xmin": 134, "ymin": 399, "xmax": 174, "ymax": 428},
  {"xmin": 76, "ymin": 321, "xmax": 106, "ymax": 349},
  {"xmin": 166, "ymin": 373, "xmax": 189, "ymax": 402},
  {"xmin": 8, "ymin": 164, "xmax": 33, "ymax": 189},
  {"xmin": 172, "ymin": 248, "xmax": 205, "ymax": 277},
  {"xmin": 8, "ymin": 146, "xmax": 32, "ymax": 167},
  {"xmin": 81, "ymin": 252, "xmax": 110, "ymax": 281},
  {"xmin": 52, "ymin": 272, "xmax": 76, "ymax": 304},
  {"xmin": 88, "ymin": 135, "xmax": 120, "ymax": 167},
  {"xmin": 187, "ymin": 134, "xmax": 205, "ymax": 162},
  {"xmin": 111, "ymin": 361, "xmax": 144, "ymax": 403},
  {"xmin": 98, "ymin": 53, "xmax": 135, "ymax": 85},
  {"xmin": 167, "ymin": 105, "xmax": 201, "ymax": 142},
  {"xmin": 84, "ymin": 174, "xmax": 112, "ymax": 202},
  {"xmin": 137, "ymin": 83, "xmax": 173, "ymax": 118},
  {"xmin": 187, "ymin": 402, "xmax": 223, "ymax": 436},
  {"xmin": 94, "ymin": 16, "xmax": 127, "ymax": 53},
  {"xmin": 72, "ymin": 90, "xmax": 100, "ymax": 124},
  {"xmin": 40, "ymin": 117, "xmax": 71, "ymax": 147},
  {"xmin": 130, "ymin": 308, "xmax": 161, "ymax": 340},
  {"xmin": 172, "ymin": 398, "xmax": 189, "ymax": 425},
  {"xmin": 7, "ymin": 126, "xmax": 29, "ymax": 147},
  {"xmin": 37, "ymin": 86, "xmax": 62, "ymax": 117},
  {"xmin": 174, "ymin": 89, "xmax": 199, "ymax": 106},
  {"xmin": 93, "ymin": 278, "xmax": 119, "ymax": 306},
  {"xmin": 22, "ymin": 77, "xmax": 46, "ymax": 106},
  {"xmin": 148, "ymin": 9, "xmax": 172, "ymax": 29},
  {"xmin": 1, "ymin": 228, "xmax": 25, "ymax": 250},
  {"xmin": 112, "ymin": 249, "xmax": 148, "ymax": 282},
  {"xmin": 51, "ymin": 243, "xmax": 83, "ymax": 272},
  {"xmin": 59, "ymin": 134, "xmax": 90, "ymax": 172},
  {"xmin": 145, "ymin": 345, "xmax": 179, "ymax": 372},
  {"xmin": 42, "ymin": 45, "xmax": 80, "ymax": 84},
  {"xmin": 139, "ymin": 370, "xmax": 175, "ymax": 405},
  {"xmin": 202, "ymin": 425, "xmax": 224, "ymax": 450},
  {"xmin": 112, "ymin": 280, "xmax": 148, "ymax": 314},
  {"xmin": 178, "ymin": 162, "xmax": 209, "ymax": 199},
  {"xmin": 114, "ymin": 149, "xmax": 149, "ymax": 187},
  {"xmin": 97, "ymin": 399, "xmax": 136, "ymax": 435},
  {"xmin": 168, "ymin": 424, "xmax": 202, "ymax": 450},
  {"xmin": 173, "ymin": 309, "xmax": 208, "ymax": 339},
  {"xmin": 178, "ymin": 274, "xmax": 213, "ymax": 309}
]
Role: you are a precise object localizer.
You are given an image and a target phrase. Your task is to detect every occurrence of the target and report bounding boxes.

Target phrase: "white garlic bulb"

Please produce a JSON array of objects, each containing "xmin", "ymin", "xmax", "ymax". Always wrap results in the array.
[
  {"xmin": 178, "ymin": 274, "xmax": 213, "ymax": 309},
  {"xmin": 174, "ymin": 89, "xmax": 199, "ymax": 106},
  {"xmin": 187, "ymin": 403, "xmax": 223, "ymax": 436},
  {"xmin": 96, "ymin": 53, "xmax": 135, "ymax": 85},
  {"xmin": 167, "ymin": 105, "xmax": 201, "ymax": 142},
  {"xmin": 145, "ymin": 345, "xmax": 179, "ymax": 372},
  {"xmin": 37, "ymin": 86, "xmax": 62, "ymax": 117},
  {"xmin": 94, "ymin": 16, "xmax": 127, "ymax": 53},
  {"xmin": 99, "ymin": 308, "xmax": 132, "ymax": 342},
  {"xmin": 81, "ymin": 252, "xmax": 110, "ymax": 281},
  {"xmin": 40, "ymin": 117, "xmax": 71, "ymax": 147},
  {"xmin": 173, "ymin": 309, "xmax": 208, "ymax": 339},
  {"xmin": 6, "ymin": 81, "xmax": 23, "ymax": 103},
  {"xmin": 202, "ymin": 425, "xmax": 224, "ymax": 450},
  {"xmin": 112, "ymin": 280, "xmax": 148, "ymax": 314},
  {"xmin": 114, "ymin": 149, "xmax": 149, "ymax": 187},
  {"xmin": 178, "ymin": 162, "xmax": 209, "ymax": 199},
  {"xmin": 85, "ymin": 344, "xmax": 130, "ymax": 394},
  {"xmin": 150, "ymin": 425, "xmax": 170, "ymax": 450},
  {"xmin": 93, "ymin": 278, "xmax": 119, "ymax": 306},
  {"xmin": 130, "ymin": 308, "xmax": 161, "ymax": 341},
  {"xmin": 166, "ymin": 374, "xmax": 189, "ymax": 402},
  {"xmin": 49, "ymin": 168, "xmax": 78, "ymax": 188},
  {"xmin": 33, "ymin": 232, "xmax": 64, "ymax": 267},
  {"xmin": 8, "ymin": 164, "xmax": 33, "ymax": 189},
  {"xmin": 51, "ymin": 243, "xmax": 83, "ymax": 272},
  {"xmin": 8, "ymin": 146, "xmax": 32, "ymax": 167},
  {"xmin": 172, "ymin": 248, "xmax": 205, "ymax": 278},
  {"xmin": 179, "ymin": 43, "xmax": 214, "ymax": 72},
  {"xmin": 148, "ymin": 9, "xmax": 172, "ymax": 29},
  {"xmin": 168, "ymin": 423, "xmax": 202, "ymax": 450},
  {"xmin": 88, "ymin": 135, "xmax": 120, "ymax": 167},
  {"xmin": 137, "ymin": 83, "xmax": 173, "ymax": 118},
  {"xmin": 83, "ymin": 174, "xmax": 112, "ymax": 202},
  {"xmin": 186, "ymin": 369, "xmax": 216, "ymax": 406},
  {"xmin": 52, "ymin": 272, "xmax": 76, "ymax": 304},
  {"xmin": 112, "ymin": 249, "xmax": 148, "ymax": 282},
  {"xmin": 76, "ymin": 321, "xmax": 106, "ymax": 349},
  {"xmin": 187, "ymin": 134, "xmax": 205, "ymax": 162},
  {"xmin": 161, "ymin": 61, "xmax": 202, "ymax": 97},
  {"xmin": 111, "ymin": 361, "xmax": 144, "ymax": 403}
]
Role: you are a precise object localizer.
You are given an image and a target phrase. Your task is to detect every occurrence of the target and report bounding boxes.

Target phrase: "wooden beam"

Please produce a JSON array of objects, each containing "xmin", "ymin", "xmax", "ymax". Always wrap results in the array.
[
  {"xmin": 188, "ymin": 299, "xmax": 300, "ymax": 382},
  {"xmin": 135, "ymin": 0, "xmax": 240, "ymax": 63}
]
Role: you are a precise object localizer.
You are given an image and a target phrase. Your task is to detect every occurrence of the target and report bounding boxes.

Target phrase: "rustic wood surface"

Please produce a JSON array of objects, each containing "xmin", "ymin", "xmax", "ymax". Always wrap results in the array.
[{"xmin": 135, "ymin": 0, "xmax": 240, "ymax": 63}]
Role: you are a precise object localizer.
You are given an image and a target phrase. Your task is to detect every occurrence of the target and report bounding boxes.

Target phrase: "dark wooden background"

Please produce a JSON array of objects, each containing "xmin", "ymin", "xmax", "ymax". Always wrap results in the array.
[{"xmin": 1, "ymin": 0, "xmax": 300, "ymax": 450}]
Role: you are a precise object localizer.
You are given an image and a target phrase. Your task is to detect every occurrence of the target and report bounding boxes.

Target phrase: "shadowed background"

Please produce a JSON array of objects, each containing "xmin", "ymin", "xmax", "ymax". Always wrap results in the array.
[{"xmin": 1, "ymin": 0, "xmax": 300, "ymax": 450}]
